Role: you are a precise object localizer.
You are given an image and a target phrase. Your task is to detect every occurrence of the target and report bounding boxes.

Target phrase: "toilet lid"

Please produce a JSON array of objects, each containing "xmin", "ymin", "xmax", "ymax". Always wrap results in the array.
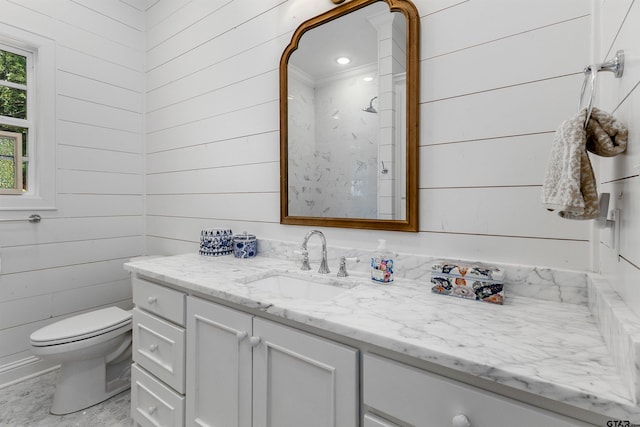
[{"xmin": 30, "ymin": 307, "xmax": 132, "ymax": 346}]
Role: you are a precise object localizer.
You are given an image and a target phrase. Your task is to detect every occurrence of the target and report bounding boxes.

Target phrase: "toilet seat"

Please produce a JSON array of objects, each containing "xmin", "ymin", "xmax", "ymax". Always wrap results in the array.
[{"xmin": 30, "ymin": 307, "xmax": 132, "ymax": 347}]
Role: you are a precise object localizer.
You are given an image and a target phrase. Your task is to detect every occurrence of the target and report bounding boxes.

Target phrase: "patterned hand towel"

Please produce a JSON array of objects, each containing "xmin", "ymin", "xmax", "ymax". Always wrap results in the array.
[{"xmin": 542, "ymin": 107, "xmax": 627, "ymax": 220}]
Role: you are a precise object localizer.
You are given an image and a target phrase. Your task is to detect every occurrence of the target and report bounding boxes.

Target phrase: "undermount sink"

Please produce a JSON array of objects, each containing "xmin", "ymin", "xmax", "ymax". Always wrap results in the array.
[{"xmin": 246, "ymin": 274, "xmax": 350, "ymax": 302}]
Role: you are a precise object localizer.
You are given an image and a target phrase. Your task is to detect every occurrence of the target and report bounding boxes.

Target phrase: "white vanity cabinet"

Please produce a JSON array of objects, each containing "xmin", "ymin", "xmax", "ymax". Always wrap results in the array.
[
  {"xmin": 130, "ymin": 277, "xmax": 187, "ymax": 427},
  {"xmin": 127, "ymin": 269, "xmax": 603, "ymax": 427},
  {"xmin": 186, "ymin": 295, "xmax": 359, "ymax": 427},
  {"xmin": 362, "ymin": 353, "xmax": 593, "ymax": 427}
]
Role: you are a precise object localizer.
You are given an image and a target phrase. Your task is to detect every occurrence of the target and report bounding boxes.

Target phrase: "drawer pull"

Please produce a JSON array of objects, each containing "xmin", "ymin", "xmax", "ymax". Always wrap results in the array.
[
  {"xmin": 237, "ymin": 331, "xmax": 248, "ymax": 341},
  {"xmin": 147, "ymin": 296, "xmax": 157, "ymax": 304},
  {"xmin": 249, "ymin": 336, "xmax": 261, "ymax": 347},
  {"xmin": 148, "ymin": 405, "xmax": 157, "ymax": 415},
  {"xmin": 149, "ymin": 344, "xmax": 159, "ymax": 352},
  {"xmin": 452, "ymin": 414, "xmax": 471, "ymax": 427}
]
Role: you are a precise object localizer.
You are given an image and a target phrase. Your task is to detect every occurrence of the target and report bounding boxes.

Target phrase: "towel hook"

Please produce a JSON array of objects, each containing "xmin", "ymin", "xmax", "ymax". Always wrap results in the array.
[
  {"xmin": 578, "ymin": 50, "xmax": 625, "ymax": 128},
  {"xmin": 598, "ymin": 50, "xmax": 625, "ymax": 78}
]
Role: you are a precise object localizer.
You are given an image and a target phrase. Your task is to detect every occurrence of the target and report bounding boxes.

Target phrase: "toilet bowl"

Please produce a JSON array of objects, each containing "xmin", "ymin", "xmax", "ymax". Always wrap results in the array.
[{"xmin": 30, "ymin": 306, "xmax": 133, "ymax": 415}]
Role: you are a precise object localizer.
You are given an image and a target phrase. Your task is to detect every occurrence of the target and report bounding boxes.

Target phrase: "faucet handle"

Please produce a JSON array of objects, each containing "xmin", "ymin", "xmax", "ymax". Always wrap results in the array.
[
  {"xmin": 294, "ymin": 249, "xmax": 311, "ymax": 271},
  {"xmin": 337, "ymin": 256, "xmax": 359, "ymax": 277}
]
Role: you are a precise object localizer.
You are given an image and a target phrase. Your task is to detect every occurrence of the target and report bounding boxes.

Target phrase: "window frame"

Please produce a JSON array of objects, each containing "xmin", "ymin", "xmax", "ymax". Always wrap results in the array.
[
  {"xmin": 0, "ymin": 130, "xmax": 23, "ymax": 194},
  {"xmin": 0, "ymin": 25, "xmax": 56, "ymax": 211},
  {"xmin": 0, "ymin": 42, "xmax": 32, "ymax": 194}
]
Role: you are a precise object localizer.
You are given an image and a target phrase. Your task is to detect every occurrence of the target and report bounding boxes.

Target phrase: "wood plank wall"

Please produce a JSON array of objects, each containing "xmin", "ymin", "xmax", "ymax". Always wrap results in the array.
[
  {"xmin": 6, "ymin": 0, "xmax": 637, "ymax": 385},
  {"xmin": 145, "ymin": 0, "xmax": 592, "ymax": 269},
  {"xmin": 597, "ymin": 0, "xmax": 640, "ymax": 317},
  {"xmin": 0, "ymin": 0, "xmax": 145, "ymax": 383}
]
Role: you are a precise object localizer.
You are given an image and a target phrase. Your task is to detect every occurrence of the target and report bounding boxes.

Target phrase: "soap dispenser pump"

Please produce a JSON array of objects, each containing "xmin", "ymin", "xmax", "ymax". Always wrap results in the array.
[{"xmin": 371, "ymin": 239, "xmax": 394, "ymax": 284}]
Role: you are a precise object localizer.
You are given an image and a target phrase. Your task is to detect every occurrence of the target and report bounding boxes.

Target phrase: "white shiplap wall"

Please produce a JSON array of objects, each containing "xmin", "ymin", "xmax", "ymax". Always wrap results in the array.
[
  {"xmin": 597, "ymin": 0, "xmax": 640, "ymax": 317},
  {"xmin": 3, "ymin": 0, "xmax": 637, "ymax": 387},
  {"xmin": 145, "ymin": 0, "xmax": 592, "ymax": 270},
  {"xmin": 0, "ymin": 0, "xmax": 145, "ymax": 384}
]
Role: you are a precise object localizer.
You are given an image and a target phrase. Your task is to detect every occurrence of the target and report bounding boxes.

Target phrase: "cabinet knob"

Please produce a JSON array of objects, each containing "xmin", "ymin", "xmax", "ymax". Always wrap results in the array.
[
  {"xmin": 147, "ymin": 296, "xmax": 157, "ymax": 304},
  {"xmin": 452, "ymin": 414, "xmax": 471, "ymax": 427},
  {"xmin": 249, "ymin": 336, "xmax": 261, "ymax": 347},
  {"xmin": 149, "ymin": 344, "xmax": 159, "ymax": 352},
  {"xmin": 148, "ymin": 405, "xmax": 157, "ymax": 415},
  {"xmin": 236, "ymin": 331, "xmax": 248, "ymax": 341}
]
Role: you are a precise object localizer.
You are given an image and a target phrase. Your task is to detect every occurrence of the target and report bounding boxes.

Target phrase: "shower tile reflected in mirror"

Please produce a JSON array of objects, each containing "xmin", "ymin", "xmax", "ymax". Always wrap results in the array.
[{"xmin": 288, "ymin": 67, "xmax": 378, "ymax": 218}]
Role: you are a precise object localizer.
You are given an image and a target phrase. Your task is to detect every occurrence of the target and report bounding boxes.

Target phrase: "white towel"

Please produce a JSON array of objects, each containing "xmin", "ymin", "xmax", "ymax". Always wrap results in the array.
[{"xmin": 542, "ymin": 107, "xmax": 627, "ymax": 220}]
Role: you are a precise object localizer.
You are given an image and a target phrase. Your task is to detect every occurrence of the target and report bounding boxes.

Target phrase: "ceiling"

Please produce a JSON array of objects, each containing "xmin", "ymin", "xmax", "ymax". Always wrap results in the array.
[{"xmin": 289, "ymin": 2, "xmax": 392, "ymax": 81}]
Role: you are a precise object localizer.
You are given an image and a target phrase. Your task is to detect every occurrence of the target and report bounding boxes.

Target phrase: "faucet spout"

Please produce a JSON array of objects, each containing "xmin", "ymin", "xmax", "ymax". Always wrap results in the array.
[{"xmin": 301, "ymin": 230, "xmax": 330, "ymax": 274}]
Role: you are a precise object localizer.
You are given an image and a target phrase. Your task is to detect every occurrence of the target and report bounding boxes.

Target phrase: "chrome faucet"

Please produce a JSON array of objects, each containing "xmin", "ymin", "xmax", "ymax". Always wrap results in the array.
[{"xmin": 300, "ymin": 230, "xmax": 330, "ymax": 274}]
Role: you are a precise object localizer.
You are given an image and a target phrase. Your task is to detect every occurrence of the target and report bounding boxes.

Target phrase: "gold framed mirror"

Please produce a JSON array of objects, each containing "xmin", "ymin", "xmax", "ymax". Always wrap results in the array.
[{"xmin": 280, "ymin": 0, "xmax": 419, "ymax": 231}]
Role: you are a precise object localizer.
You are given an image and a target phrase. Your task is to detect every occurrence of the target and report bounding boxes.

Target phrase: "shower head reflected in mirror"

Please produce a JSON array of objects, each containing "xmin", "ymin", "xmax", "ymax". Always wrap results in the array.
[{"xmin": 363, "ymin": 96, "xmax": 378, "ymax": 113}]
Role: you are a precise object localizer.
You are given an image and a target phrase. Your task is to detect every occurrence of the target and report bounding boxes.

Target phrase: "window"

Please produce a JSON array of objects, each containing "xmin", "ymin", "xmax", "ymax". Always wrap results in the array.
[
  {"xmin": 0, "ymin": 44, "xmax": 31, "ymax": 193},
  {"xmin": 0, "ymin": 130, "xmax": 23, "ymax": 194},
  {"xmin": 0, "ymin": 26, "xmax": 55, "ymax": 211}
]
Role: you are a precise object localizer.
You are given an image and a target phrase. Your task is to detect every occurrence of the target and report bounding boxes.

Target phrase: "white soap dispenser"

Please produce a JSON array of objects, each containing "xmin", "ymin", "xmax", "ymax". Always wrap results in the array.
[{"xmin": 371, "ymin": 239, "xmax": 394, "ymax": 283}]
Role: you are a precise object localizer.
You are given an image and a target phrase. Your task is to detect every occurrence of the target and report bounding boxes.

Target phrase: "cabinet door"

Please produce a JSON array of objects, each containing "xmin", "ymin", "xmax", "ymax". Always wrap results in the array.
[
  {"xmin": 186, "ymin": 297, "xmax": 253, "ymax": 427},
  {"xmin": 252, "ymin": 317, "xmax": 358, "ymax": 427}
]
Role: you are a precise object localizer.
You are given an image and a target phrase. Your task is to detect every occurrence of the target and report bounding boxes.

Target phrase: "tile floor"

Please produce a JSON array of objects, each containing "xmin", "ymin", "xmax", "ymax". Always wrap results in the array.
[{"xmin": 0, "ymin": 370, "xmax": 132, "ymax": 426}]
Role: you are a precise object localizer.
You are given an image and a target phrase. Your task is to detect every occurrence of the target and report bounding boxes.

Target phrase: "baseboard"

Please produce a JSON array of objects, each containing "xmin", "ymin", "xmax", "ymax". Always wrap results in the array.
[{"xmin": 0, "ymin": 356, "xmax": 59, "ymax": 389}]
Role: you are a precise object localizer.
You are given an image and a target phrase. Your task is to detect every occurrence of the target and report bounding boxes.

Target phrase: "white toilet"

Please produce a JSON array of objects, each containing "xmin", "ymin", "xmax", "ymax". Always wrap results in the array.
[{"xmin": 30, "ymin": 306, "xmax": 133, "ymax": 415}]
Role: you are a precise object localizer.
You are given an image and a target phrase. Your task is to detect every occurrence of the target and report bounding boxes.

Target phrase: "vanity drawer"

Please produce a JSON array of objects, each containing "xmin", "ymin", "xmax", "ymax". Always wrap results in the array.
[
  {"xmin": 363, "ymin": 353, "xmax": 590, "ymax": 427},
  {"xmin": 364, "ymin": 413, "xmax": 400, "ymax": 427},
  {"xmin": 131, "ymin": 363, "xmax": 185, "ymax": 427},
  {"xmin": 133, "ymin": 276, "xmax": 186, "ymax": 326},
  {"xmin": 133, "ymin": 308, "xmax": 186, "ymax": 393}
]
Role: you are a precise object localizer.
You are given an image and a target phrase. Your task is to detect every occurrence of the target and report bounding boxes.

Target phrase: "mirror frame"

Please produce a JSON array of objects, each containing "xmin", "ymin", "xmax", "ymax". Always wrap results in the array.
[{"xmin": 279, "ymin": 0, "xmax": 420, "ymax": 232}]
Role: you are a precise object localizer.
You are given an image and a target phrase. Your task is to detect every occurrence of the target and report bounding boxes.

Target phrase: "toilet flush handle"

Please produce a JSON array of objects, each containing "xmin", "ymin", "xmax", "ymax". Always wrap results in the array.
[{"xmin": 147, "ymin": 296, "xmax": 157, "ymax": 304}]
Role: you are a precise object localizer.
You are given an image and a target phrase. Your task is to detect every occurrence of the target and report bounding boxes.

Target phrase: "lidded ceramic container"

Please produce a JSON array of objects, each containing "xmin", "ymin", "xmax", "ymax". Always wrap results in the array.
[
  {"xmin": 233, "ymin": 232, "xmax": 257, "ymax": 259},
  {"xmin": 199, "ymin": 228, "xmax": 233, "ymax": 256},
  {"xmin": 430, "ymin": 260, "xmax": 505, "ymax": 305}
]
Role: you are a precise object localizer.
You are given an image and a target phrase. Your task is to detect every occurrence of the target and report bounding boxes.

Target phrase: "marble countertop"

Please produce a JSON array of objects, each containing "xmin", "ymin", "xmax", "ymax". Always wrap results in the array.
[{"xmin": 124, "ymin": 253, "xmax": 640, "ymax": 422}]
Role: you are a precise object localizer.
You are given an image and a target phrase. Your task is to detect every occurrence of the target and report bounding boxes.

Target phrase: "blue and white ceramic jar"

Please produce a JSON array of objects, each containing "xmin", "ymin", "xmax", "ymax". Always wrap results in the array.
[
  {"xmin": 233, "ymin": 233, "xmax": 257, "ymax": 259},
  {"xmin": 199, "ymin": 228, "xmax": 233, "ymax": 256}
]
